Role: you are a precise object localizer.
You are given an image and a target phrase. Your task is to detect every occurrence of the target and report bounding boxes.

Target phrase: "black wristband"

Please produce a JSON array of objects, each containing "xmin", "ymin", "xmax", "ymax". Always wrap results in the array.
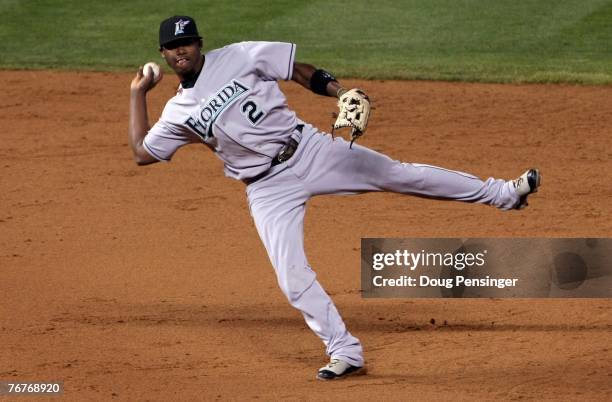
[{"xmin": 310, "ymin": 69, "xmax": 337, "ymax": 96}]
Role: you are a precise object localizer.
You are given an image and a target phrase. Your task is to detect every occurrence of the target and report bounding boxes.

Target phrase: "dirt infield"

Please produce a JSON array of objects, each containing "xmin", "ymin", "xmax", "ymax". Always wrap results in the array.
[{"xmin": 1, "ymin": 70, "xmax": 611, "ymax": 401}]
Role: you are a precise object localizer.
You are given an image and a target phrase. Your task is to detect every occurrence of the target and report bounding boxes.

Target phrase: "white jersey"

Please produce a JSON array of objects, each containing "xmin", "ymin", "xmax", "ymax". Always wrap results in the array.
[{"xmin": 143, "ymin": 41, "xmax": 302, "ymax": 180}]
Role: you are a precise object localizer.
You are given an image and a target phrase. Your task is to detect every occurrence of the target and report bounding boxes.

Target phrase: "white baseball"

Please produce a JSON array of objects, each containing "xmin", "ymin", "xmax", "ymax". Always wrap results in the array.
[{"xmin": 143, "ymin": 62, "xmax": 162, "ymax": 83}]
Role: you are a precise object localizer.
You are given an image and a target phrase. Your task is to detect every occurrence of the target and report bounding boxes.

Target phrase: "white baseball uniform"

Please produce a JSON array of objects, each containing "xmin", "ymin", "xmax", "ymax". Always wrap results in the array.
[{"xmin": 143, "ymin": 41, "xmax": 521, "ymax": 367}]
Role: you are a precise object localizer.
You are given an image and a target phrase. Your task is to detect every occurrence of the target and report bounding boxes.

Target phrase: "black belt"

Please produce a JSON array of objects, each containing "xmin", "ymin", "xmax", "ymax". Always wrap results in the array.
[{"xmin": 243, "ymin": 125, "xmax": 303, "ymax": 185}]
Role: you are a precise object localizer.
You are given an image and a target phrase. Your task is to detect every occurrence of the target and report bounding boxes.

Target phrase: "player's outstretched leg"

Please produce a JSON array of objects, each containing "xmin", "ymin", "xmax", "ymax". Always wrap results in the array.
[
  {"xmin": 294, "ymin": 130, "xmax": 541, "ymax": 210},
  {"xmin": 246, "ymin": 167, "xmax": 364, "ymax": 377}
]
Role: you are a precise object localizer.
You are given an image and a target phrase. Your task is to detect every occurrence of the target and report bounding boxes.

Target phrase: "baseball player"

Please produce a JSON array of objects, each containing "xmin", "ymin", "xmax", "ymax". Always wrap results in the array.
[{"xmin": 128, "ymin": 16, "xmax": 541, "ymax": 380}]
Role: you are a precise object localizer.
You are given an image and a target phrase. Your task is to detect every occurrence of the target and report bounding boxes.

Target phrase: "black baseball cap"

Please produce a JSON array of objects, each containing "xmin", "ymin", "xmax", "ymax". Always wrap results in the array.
[{"xmin": 159, "ymin": 16, "xmax": 202, "ymax": 48}]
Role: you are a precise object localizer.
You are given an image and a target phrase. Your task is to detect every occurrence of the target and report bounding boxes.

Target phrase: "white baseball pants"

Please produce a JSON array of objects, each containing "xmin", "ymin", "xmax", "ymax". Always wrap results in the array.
[{"xmin": 246, "ymin": 127, "xmax": 520, "ymax": 367}]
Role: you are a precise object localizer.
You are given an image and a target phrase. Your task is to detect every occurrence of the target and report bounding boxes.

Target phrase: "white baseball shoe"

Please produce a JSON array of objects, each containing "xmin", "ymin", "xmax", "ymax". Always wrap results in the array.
[
  {"xmin": 512, "ymin": 168, "xmax": 541, "ymax": 209},
  {"xmin": 317, "ymin": 358, "xmax": 364, "ymax": 381}
]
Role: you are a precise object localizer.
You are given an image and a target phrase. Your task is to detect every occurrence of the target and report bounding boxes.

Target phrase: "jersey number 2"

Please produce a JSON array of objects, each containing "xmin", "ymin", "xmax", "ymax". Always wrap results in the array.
[{"xmin": 241, "ymin": 100, "xmax": 265, "ymax": 125}]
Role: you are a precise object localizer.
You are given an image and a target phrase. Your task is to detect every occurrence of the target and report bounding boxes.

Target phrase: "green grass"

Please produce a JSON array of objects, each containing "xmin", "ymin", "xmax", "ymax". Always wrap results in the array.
[{"xmin": 1, "ymin": 0, "xmax": 612, "ymax": 83}]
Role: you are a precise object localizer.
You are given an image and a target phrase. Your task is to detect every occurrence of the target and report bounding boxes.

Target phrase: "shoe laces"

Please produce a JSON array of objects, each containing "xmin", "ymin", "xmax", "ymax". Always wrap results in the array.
[
  {"xmin": 326, "ymin": 359, "xmax": 342, "ymax": 369},
  {"xmin": 514, "ymin": 176, "xmax": 524, "ymax": 189}
]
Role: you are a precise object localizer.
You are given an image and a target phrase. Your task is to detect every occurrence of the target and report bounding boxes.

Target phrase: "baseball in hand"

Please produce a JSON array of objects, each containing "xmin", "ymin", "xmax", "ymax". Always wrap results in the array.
[{"xmin": 143, "ymin": 62, "xmax": 162, "ymax": 83}]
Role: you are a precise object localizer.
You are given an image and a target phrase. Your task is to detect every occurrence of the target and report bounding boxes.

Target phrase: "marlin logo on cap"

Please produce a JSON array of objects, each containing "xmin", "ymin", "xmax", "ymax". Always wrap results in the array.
[{"xmin": 174, "ymin": 19, "xmax": 190, "ymax": 35}]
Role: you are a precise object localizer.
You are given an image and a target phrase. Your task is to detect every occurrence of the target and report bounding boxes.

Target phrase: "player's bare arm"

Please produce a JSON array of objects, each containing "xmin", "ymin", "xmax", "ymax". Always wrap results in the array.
[
  {"xmin": 292, "ymin": 62, "xmax": 345, "ymax": 98},
  {"xmin": 129, "ymin": 67, "xmax": 160, "ymax": 166},
  {"xmin": 292, "ymin": 62, "xmax": 371, "ymax": 145}
]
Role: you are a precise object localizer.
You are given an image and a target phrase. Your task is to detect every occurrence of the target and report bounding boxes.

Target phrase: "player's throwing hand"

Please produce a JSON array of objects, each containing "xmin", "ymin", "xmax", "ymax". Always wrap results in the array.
[{"xmin": 130, "ymin": 66, "xmax": 160, "ymax": 93}]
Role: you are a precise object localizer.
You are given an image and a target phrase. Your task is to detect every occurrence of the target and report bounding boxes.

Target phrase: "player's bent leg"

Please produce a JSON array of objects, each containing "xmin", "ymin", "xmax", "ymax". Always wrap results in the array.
[{"xmin": 246, "ymin": 170, "xmax": 364, "ymax": 368}]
